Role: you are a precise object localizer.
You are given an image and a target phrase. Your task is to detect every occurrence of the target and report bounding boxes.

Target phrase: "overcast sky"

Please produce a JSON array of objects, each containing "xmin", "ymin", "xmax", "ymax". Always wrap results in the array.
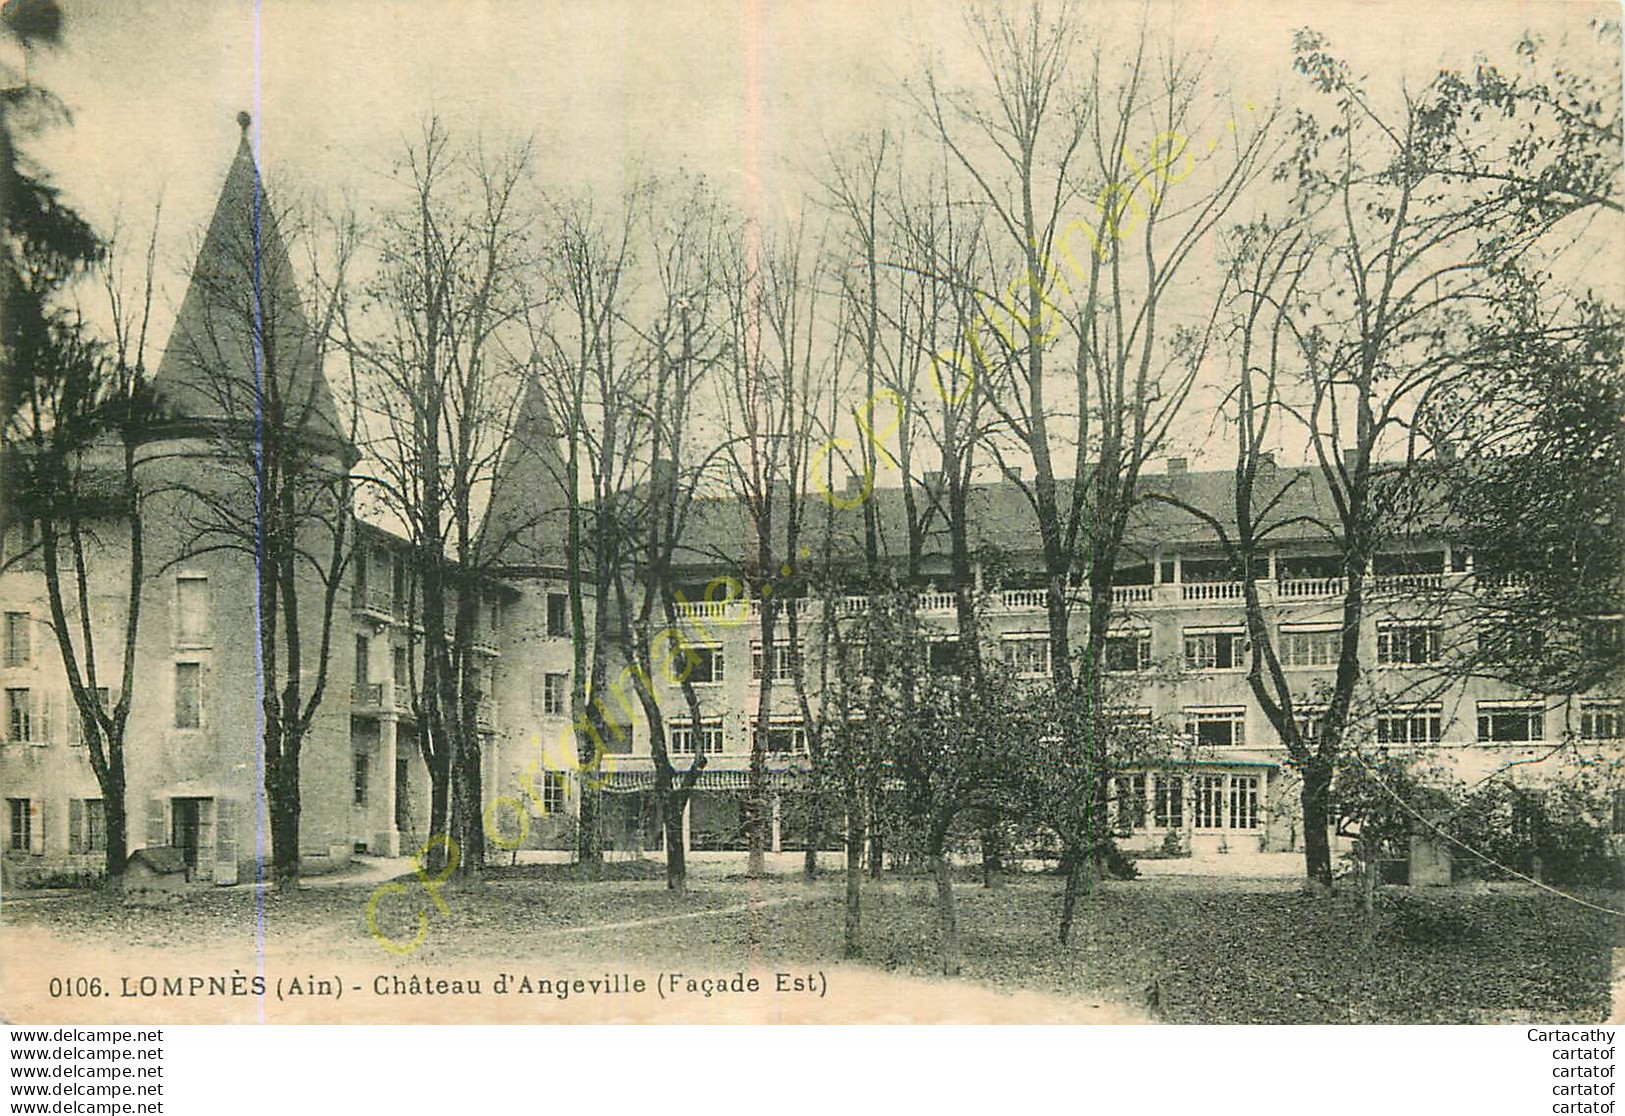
[{"xmin": 11, "ymin": 0, "xmax": 1619, "ymax": 472}]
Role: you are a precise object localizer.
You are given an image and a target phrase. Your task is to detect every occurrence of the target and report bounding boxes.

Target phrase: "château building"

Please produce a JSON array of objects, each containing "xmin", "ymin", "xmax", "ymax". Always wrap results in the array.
[{"xmin": 3, "ymin": 131, "xmax": 1620, "ymax": 886}]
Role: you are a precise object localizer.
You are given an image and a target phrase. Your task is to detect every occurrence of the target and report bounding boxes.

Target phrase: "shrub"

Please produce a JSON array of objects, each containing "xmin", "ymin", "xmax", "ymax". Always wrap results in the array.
[{"xmin": 1380, "ymin": 892, "xmax": 1482, "ymax": 946}]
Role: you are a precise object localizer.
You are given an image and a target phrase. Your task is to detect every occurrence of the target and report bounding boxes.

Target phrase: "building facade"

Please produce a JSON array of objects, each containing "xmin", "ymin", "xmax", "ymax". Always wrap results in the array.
[{"xmin": 4, "ymin": 136, "xmax": 1621, "ymax": 886}]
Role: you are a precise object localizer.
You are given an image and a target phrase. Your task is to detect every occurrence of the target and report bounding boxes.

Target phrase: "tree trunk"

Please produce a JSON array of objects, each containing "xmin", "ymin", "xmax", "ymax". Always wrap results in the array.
[
  {"xmin": 928, "ymin": 843, "xmax": 961, "ymax": 977},
  {"xmin": 426, "ymin": 764, "xmax": 451, "ymax": 872},
  {"xmin": 1301, "ymin": 756, "xmax": 1335, "ymax": 894},
  {"xmin": 1057, "ymin": 845, "xmax": 1091, "ymax": 945},
  {"xmin": 843, "ymin": 791, "xmax": 864, "ymax": 958},
  {"xmin": 576, "ymin": 780, "xmax": 602, "ymax": 877},
  {"xmin": 803, "ymin": 791, "xmax": 821, "ymax": 881},
  {"xmin": 452, "ymin": 728, "xmax": 484, "ymax": 878},
  {"xmin": 267, "ymin": 750, "xmax": 301, "ymax": 888},
  {"xmin": 102, "ymin": 771, "xmax": 127, "ymax": 881},
  {"xmin": 663, "ymin": 794, "xmax": 687, "ymax": 893},
  {"xmin": 980, "ymin": 821, "xmax": 1005, "ymax": 889}
]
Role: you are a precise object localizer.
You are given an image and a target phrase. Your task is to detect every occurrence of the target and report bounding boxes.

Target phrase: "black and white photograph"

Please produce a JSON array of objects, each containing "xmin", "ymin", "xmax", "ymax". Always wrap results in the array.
[{"xmin": 0, "ymin": 0, "xmax": 1620, "ymax": 1065}]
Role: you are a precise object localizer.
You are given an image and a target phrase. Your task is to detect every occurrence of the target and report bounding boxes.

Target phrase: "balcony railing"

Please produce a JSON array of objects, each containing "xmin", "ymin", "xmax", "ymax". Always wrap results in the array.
[
  {"xmin": 1278, "ymin": 577, "xmax": 1344, "ymax": 599},
  {"xmin": 351, "ymin": 585, "xmax": 397, "ymax": 618},
  {"xmin": 1180, "ymin": 581, "xmax": 1248, "ymax": 601},
  {"xmin": 1371, "ymin": 573, "xmax": 1446, "ymax": 593},
  {"xmin": 393, "ymin": 683, "xmax": 411, "ymax": 710},
  {"xmin": 351, "ymin": 682, "xmax": 384, "ymax": 708},
  {"xmin": 676, "ymin": 598, "xmax": 749, "ymax": 621},
  {"xmin": 1002, "ymin": 588, "xmax": 1049, "ymax": 610},
  {"xmin": 1111, "ymin": 585, "xmax": 1155, "ymax": 604},
  {"xmin": 915, "ymin": 592, "xmax": 957, "ymax": 612}
]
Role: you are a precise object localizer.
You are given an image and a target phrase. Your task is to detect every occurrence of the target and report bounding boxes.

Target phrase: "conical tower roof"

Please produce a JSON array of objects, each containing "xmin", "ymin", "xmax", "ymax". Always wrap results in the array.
[
  {"xmin": 151, "ymin": 114, "xmax": 345, "ymax": 449},
  {"xmin": 482, "ymin": 378, "xmax": 576, "ymax": 571}
]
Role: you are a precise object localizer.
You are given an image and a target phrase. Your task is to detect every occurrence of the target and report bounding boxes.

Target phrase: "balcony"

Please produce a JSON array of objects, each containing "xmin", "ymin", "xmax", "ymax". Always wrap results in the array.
[
  {"xmin": 1111, "ymin": 585, "xmax": 1155, "ymax": 605},
  {"xmin": 1278, "ymin": 577, "xmax": 1344, "ymax": 599},
  {"xmin": 351, "ymin": 682, "xmax": 385, "ymax": 709},
  {"xmin": 394, "ymin": 683, "xmax": 411, "ymax": 710},
  {"xmin": 1001, "ymin": 588, "xmax": 1049, "ymax": 611},
  {"xmin": 1371, "ymin": 573, "xmax": 1446, "ymax": 593},
  {"xmin": 676, "ymin": 598, "xmax": 749, "ymax": 622},
  {"xmin": 1180, "ymin": 581, "xmax": 1249, "ymax": 602},
  {"xmin": 351, "ymin": 585, "xmax": 398, "ymax": 621},
  {"xmin": 916, "ymin": 592, "xmax": 957, "ymax": 612}
]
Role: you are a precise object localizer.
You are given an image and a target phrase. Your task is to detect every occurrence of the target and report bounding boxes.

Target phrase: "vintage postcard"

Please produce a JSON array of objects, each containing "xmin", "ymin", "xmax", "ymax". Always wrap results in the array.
[{"xmin": 0, "ymin": 0, "xmax": 1620, "ymax": 1027}]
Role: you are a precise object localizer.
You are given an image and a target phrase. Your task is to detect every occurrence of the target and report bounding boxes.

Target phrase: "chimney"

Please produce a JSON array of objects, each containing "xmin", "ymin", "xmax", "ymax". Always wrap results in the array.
[
  {"xmin": 923, "ymin": 470, "xmax": 945, "ymax": 495},
  {"xmin": 844, "ymin": 472, "xmax": 865, "ymax": 496},
  {"xmin": 1257, "ymin": 451, "xmax": 1275, "ymax": 472},
  {"xmin": 1003, "ymin": 464, "xmax": 1023, "ymax": 482},
  {"xmin": 1167, "ymin": 457, "xmax": 1187, "ymax": 476},
  {"xmin": 1342, "ymin": 447, "xmax": 1359, "ymax": 469}
]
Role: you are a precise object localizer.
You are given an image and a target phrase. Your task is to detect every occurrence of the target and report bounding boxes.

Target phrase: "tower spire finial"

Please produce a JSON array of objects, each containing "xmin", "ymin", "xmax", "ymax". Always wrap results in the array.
[{"xmin": 236, "ymin": 110, "xmax": 251, "ymax": 136}]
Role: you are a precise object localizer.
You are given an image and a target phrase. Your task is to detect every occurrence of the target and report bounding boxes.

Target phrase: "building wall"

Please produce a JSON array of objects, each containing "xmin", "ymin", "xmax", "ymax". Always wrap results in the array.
[{"xmin": 5, "ymin": 477, "xmax": 1619, "ymax": 883}]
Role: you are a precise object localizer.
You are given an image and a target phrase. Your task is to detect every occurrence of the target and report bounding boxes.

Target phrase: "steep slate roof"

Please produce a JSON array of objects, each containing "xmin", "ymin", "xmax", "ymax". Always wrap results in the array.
[
  {"xmin": 481, "ymin": 381, "xmax": 579, "ymax": 571},
  {"xmin": 664, "ymin": 463, "xmax": 1357, "ymax": 573},
  {"xmin": 150, "ymin": 118, "xmax": 344, "ymax": 448}
]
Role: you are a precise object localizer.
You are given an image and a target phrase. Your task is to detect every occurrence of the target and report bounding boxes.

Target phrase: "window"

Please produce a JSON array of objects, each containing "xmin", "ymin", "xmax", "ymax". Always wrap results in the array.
[
  {"xmin": 1295, "ymin": 709, "xmax": 1324, "ymax": 745},
  {"xmin": 174, "ymin": 663, "xmax": 202, "ymax": 729},
  {"xmin": 392, "ymin": 553, "xmax": 408, "ymax": 613},
  {"xmin": 1581, "ymin": 701, "xmax": 1623, "ymax": 741},
  {"xmin": 3, "ymin": 612, "xmax": 29, "ymax": 667},
  {"xmin": 689, "ymin": 644, "xmax": 725, "ymax": 685},
  {"xmin": 670, "ymin": 717, "xmax": 724, "ymax": 756},
  {"xmin": 175, "ymin": 575, "xmax": 210, "ymax": 646},
  {"xmin": 1185, "ymin": 708, "xmax": 1247, "ymax": 748},
  {"xmin": 1583, "ymin": 617, "xmax": 1624, "ymax": 660},
  {"xmin": 750, "ymin": 640, "xmax": 798, "ymax": 682},
  {"xmin": 1003, "ymin": 634, "xmax": 1050, "ymax": 678},
  {"xmin": 1229, "ymin": 775, "xmax": 1260, "ymax": 830},
  {"xmin": 354, "ymin": 635, "xmax": 370, "ymax": 686},
  {"xmin": 1192, "ymin": 774, "xmax": 1225, "ymax": 829},
  {"xmin": 1613, "ymin": 788, "xmax": 1625, "ymax": 836},
  {"xmin": 543, "ymin": 672, "xmax": 569, "ymax": 717},
  {"xmin": 354, "ymin": 753, "xmax": 370, "ymax": 807},
  {"xmin": 1183, "ymin": 628, "xmax": 1247, "ymax": 670},
  {"xmin": 70, "ymin": 799, "xmax": 105, "ymax": 854},
  {"xmin": 926, "ymin": 638, "xmax": 960, "ymax": 677},
  {"xmin": 533, "ymin": 769, "xmax": 566, "ymax": 815},
  {"xmin": 67, "ymin": 688, "xmax": 111, "ymax": 747},
  {"xmin": 1280, "ymin": 626, "xmax": 1340, "ymax": 668},
  {"xmin": 1104, "ymin": 631, "xmax": 1151, "ymax": 673},
  {"xmin": 7, "ymin": 798, "xmax": 29, "ymax": 852},
  {"xmin": 1377, "ymin": 706, "xmax": 1443, "ymax": 746},
  {"xmin": 5, "ymin": 688, "xmax": 31, "ymax": 742},
  {"xmin": 1377, "ymin": 623, "xmax": 1441, "ymax": 666},
  {"xmin": 1153, "ymin": 775, "xmax": 1183, "ymax": 829},
  {"xmin": 546, "ymin": 593, "xmax": 569, "ymax": 637},
  {"xmin": 754, "ymin": 718, "xmax": 807, "ymax": 755},
  {"xmin": 1476, "ymin": 702, "xmax": 1544, "ymax": 743},
  {"xmin": 487, "ymin": 594, "xmax": 501, "ymax": 633},
  {"xmin": 1113, "ymin": 773, "xmax": 1147, "ymax": 833},
  {"xmin": 393, "ymin": 645, "xmax": 409, "ymax": 684}
]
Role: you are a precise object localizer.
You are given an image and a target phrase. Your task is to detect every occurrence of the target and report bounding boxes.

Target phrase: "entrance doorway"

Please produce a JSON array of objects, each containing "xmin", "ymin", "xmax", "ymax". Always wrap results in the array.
[{"xmin": 171, "ymin": 798, "xmax": 204, "ymax": 874}]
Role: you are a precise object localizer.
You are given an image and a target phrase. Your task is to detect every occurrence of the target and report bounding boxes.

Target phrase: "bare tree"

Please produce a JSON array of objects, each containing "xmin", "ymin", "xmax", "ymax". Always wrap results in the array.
[
  {"xmin": 918, "ymin": 2, "xmax": 1275, "ymax": 938},
  {"xmin": 1154, "ymin": 29, "xmax": 1620, "ymax": 890},
  {"xmin": 5, "ymin": 209, "xmax": 159, "ymax": 879},
  {"xmin": 530, "ymin": 185, "xmax": 648, "ymax": 872},
  {"xmin": 348, "ymin": 118, "xmax": 537, "ymax": 875}
]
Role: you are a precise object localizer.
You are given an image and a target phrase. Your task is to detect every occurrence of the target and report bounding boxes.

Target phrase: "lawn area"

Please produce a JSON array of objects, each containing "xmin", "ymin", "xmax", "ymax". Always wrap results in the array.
[{"xmin": 3, "ymin": 869, "xmax": 1616, "ymax": 1024}]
